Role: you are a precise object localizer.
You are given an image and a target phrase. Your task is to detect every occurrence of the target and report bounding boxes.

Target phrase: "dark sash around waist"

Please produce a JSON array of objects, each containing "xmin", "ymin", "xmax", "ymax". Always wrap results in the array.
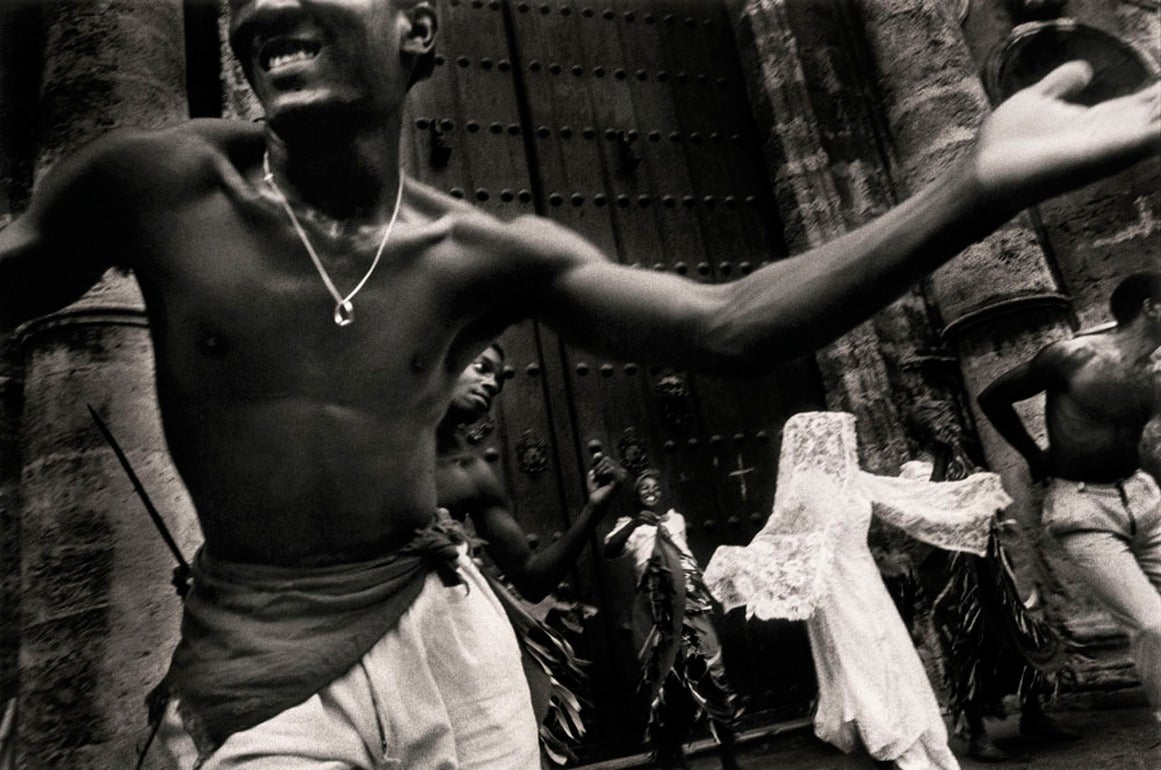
[{"xmin": 158, "ymin": 519, "xmax": 465, "ymax": 755}]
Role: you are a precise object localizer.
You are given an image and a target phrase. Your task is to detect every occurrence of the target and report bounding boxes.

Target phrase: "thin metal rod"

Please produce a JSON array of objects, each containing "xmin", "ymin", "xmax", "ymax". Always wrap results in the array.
[{"xmin": 87, "ymin": 404, "xmax": 190, "ymax": 572}]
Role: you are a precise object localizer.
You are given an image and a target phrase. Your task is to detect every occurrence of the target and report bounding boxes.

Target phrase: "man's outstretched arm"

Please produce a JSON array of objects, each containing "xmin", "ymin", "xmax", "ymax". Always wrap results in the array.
[
  {"xmin": 527, "ymin": 63, "xmax": 1161, "ymax": 373},
  {"xmin": 473, "ymin": 455, "xmax": 627, "ymax": 602}
]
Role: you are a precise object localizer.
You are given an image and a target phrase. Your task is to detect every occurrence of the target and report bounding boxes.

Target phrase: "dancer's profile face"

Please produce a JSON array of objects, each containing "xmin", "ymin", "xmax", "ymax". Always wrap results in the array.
[{"xmin": 448, "ymin": 347, "xmax": 504, "ymax": 420}]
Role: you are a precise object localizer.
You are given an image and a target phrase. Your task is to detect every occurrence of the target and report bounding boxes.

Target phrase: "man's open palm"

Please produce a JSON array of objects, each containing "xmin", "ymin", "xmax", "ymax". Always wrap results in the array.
[{"xmin": 975, "ymin": 61, "xmax": 1161, "ymax": 207}]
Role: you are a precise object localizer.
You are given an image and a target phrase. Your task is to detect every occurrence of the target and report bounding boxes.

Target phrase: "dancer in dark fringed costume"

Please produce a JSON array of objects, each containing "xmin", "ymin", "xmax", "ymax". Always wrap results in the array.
[
  {"xmin": 604, "ymin": 470, "xmax": 742, "ymax": 770},
  {"xmin": 905, "ymin": 398, "xmax": 1078, "ymax": 761},
  {"xmin": 478, "ymin": 572, "xmax": 600, "ymax": 766}
]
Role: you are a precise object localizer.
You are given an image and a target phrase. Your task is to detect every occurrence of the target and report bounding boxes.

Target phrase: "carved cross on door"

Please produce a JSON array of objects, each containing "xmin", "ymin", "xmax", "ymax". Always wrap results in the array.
[{"xmin": 728, "ymin": 455, "xmax": 755, "ymax": 501}]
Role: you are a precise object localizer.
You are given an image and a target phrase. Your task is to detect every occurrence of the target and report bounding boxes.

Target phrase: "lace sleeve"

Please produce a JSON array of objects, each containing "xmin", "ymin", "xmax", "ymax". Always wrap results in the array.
[
  {"xmin": 703, "ymin": 466, "xmax": 862, "ymax": 620},
  {"xmin": 703, "ymin": 531, "xmax": 832, "ymax": 621},
  {"xmin": 858, "ymin": 470, "xmax": 1012, "ymax": 556},
  {"xmin": 704, "ymin": 412, "xmax": 862, "ymax": 621}
]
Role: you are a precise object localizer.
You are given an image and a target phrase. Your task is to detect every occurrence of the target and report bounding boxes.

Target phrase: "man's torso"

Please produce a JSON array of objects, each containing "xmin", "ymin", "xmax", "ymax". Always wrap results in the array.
[
  {"xmin": 1046, "ymin": 335, "xmax": 1156, "ymax": 482},
  {"xmin": 434, "ymin": 442, "xmax": 501, "ymax": 523},
  {"xmin": 78, "ymin": 122, "xmax": 554, "ymax": 565}
]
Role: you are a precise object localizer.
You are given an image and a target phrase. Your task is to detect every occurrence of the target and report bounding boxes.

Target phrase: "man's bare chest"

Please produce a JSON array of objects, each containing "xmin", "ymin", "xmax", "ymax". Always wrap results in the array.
[
  {"xmin": 1067, "ymin": 359, "xmax": 1154, "ymax": 425},
  {"xmin": 132, "ymin": 202, "xmax": 465, "ymax": 399},
  {"xmin": 435, "ymin": 453, "xmax": 489, "ymax": 512}
]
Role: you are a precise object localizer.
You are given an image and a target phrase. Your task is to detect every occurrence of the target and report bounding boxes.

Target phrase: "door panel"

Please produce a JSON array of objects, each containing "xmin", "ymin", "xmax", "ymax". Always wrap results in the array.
[{"xmin": 408, "ymin": 1, "xmax": 584, "ymax": 576}]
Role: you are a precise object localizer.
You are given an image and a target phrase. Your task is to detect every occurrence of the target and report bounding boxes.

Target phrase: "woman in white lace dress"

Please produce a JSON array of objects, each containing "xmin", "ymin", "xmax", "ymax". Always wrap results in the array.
[{"xmin": 704, "ymin": 412, "xmax": 1011, "ymax": 769}]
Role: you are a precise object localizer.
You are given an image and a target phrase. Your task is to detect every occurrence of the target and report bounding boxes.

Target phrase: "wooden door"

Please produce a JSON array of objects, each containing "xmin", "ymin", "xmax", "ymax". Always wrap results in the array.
[{"xmin": 404, "ymin": 1, "xmax": 824, "ymax": 760}]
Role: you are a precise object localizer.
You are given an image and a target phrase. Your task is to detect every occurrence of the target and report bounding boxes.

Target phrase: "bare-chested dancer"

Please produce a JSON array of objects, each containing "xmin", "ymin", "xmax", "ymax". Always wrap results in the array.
[
  {"xmin": 436, "ymin": 343, "xmax": 626, "ymax": 764},
  {"xmin": 436, "ymin": 343, "xmax": 626, "ymax": 602},
  {"xmin": 979, "ymin": 272, "xmax": 1161, "ymax": 722},
  {"xmin": 2, "ymin": 0, "xmax": 1159, "ymax": 766}
]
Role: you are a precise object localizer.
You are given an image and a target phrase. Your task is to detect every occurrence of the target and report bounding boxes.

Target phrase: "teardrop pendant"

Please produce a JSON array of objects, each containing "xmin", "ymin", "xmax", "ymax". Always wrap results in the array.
[
  {"xmin": 263, "ymin": 153, "xmax": 404, "ymax": 329},
  {"xmin": 334, "ymin": 300, "xmax": 355, "ymax": 326}
]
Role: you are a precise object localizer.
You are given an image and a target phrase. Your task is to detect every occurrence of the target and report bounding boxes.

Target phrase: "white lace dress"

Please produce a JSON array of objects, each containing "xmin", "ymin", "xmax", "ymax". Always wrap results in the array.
[{"xmin": 703, "ymin": 412, "xmax": 1012, "ymax": 769}]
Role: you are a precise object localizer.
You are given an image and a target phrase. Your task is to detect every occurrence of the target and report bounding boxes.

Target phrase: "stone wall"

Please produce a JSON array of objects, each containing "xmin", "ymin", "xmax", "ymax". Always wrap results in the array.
[
  {"xmin": 11, "ymin": 2, "xmax": 200, "ymax": 767},
  {"xmin": 0, "ymin": 0, "xmax": 42, "ymax": 755}
]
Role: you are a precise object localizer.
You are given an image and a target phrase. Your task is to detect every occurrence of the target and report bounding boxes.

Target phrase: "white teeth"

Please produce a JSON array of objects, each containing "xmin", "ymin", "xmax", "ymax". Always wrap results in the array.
[{"xmin": 268, "ymin": 49, "xmax": 315, "ymax": 69}]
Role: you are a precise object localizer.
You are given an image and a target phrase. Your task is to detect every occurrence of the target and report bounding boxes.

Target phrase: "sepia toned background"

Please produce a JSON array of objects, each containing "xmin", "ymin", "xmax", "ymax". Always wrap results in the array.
[{"xmin": 0, "ymin": 0, "xmax": 1158, "ymax": 766}]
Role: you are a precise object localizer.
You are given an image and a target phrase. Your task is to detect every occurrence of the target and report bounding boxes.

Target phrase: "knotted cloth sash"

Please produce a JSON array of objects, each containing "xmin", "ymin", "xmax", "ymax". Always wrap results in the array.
[{"xmin": 157, "ymin": 520, "xmax": 465, "ymax": 755}]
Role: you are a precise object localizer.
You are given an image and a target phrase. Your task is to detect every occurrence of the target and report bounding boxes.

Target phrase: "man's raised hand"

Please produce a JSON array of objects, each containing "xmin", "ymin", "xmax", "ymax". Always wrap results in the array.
[
  {"xmin": 973, "ymin": 61, "xmax": 1161, "ymax": 210},
  {"xmin": 586, "ymin": 453, "xmax": 629, "ymax": 508}
]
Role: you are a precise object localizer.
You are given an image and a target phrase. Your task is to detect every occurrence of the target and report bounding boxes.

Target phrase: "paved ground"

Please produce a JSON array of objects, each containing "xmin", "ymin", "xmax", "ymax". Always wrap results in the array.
[
  {"xmin": 675, "ymin": 704, "xmax": 1160, "ymax": 770},
  {"xmin": 580, "ymin": 689, "xmax": 1160, "ymax": 769}
]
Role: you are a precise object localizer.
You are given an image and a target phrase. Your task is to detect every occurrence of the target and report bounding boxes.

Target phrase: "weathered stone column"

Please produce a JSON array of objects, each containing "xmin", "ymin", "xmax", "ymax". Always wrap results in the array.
[
  {"xmin": 16, "ymin": 3, "xmax": 200, "ymax": 767},
  {"xmin": 217, "ymin": 0, "xmax": 261, "ymax": 121},
  {"xmin": 854, "ymin": 0, "xmax": 1074, "ymax": 529},
  {"xmin": 855, "ymin": 0, "xmax": 1140, "ymax": 689},
  {"xmin": 0, "ymin": 0, "xmax": 43, "ymax": 738},
  {"xmin": 730, "ymin": 0, "xmax": 909, "ymax": 472}
]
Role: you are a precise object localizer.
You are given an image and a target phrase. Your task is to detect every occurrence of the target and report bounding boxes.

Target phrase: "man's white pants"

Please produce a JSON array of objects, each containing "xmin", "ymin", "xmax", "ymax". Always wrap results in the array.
[
  {"xmin": 1045, "ymin": 472, "xmax": 1161, "ymax": 720},
  {"xmin": 159, "ymin": 556, "xmax": 540, "ymax": 769}
]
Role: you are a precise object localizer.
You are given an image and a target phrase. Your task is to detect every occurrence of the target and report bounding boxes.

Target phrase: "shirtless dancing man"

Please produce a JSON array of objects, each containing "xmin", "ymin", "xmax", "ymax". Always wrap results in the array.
[
  {"xmin": 979, "ymin": 273, "xmax": 1161, "ymax": 722},
  {"xmin": 1, "ymin": 0, "xmax": 1159, "ymax": 766},
  {"xmin": 436, "ymin": 344, "xmax": 627, "ymax": 764}
]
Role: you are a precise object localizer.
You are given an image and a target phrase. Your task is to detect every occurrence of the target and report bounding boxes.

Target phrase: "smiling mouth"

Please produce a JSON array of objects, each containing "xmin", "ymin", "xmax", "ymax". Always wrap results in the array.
[{"xmin": 259, "ymin": 38, "xmax": 321, "ymax": 72}]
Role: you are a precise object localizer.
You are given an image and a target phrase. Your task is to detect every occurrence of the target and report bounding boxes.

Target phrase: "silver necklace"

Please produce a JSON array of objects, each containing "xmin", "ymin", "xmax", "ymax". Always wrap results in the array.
[{"xmin": 262, "ymin": 152, "xmax": 404, "ymax": 326}]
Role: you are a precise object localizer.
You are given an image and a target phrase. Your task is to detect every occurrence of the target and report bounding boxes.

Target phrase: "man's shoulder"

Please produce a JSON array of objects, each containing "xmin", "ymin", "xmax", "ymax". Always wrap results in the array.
[
  {"xmin": 402, "ymin": 181, "xmax": 510, "ymax": 248},
  {"xmin": 405, "ymin": 176, "xmax": 486, "ymax": 218},
  {"xmin": 422, "ymin": 197, "xmax": 534, "ymax": 243},
  {"xmin": 411, "ymin": 194, "xmax": 593, "ymax": 261},
  {"xmin": 72, "ymin": 120, "xmax": 261, "ymax": 189},
  {"xmin": 18, "ymin": 121, "xmax": 259, "ymax": 239},
  {"xmin": 82, "ymin": 119, "xmax": 248, "ymax": 156},
  {"xmin": 1037, "ymin": 336, "xmax": 1102, "ymax": 371},
  {"xmin": 183, "ymin": 118, "xmax": 265, "ymax": 143},
  {"xmin": 418, "ymin": 200, "xmax": 598, "ymax": 282}
]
